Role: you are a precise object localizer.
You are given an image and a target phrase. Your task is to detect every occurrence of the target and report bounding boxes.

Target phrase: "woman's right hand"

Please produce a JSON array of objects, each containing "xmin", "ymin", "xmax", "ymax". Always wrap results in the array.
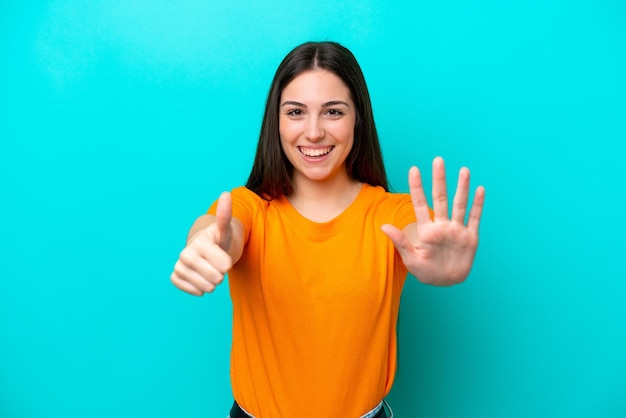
[{"xmin": 170, "ymin": 192, "xmax": 234, "ymax": 296}]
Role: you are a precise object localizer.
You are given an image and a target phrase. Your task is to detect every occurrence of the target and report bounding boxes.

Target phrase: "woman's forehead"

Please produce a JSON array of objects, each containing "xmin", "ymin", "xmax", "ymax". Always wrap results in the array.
[{"xmin": 281, "ymin": 70, "xmax": 352, "ymax": 103}]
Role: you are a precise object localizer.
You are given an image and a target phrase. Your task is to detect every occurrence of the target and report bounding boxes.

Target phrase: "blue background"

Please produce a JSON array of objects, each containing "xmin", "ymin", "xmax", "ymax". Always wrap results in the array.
[{"xmin": 1, "ymin": 1, "xmax": 625, "ymax": 417}]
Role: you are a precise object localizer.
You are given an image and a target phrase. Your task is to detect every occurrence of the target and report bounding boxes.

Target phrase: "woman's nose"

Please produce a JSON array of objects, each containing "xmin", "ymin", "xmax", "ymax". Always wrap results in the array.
[{"xmin": 304, "ymin": 117, "xmax": 324, "ymax": 142}]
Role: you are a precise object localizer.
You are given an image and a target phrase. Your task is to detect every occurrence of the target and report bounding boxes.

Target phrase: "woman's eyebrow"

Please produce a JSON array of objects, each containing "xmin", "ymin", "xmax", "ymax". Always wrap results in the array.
[
  {"xmin": 280, "ymin": 100, "xmax": 350, "ymax": 107},
  {"xmin": 281, "ymin": 101, "xmax": 306, "ymax": 107},
  {"xmin": 322, "ymin": 100, "xmax": 350, "ymax": 108}
]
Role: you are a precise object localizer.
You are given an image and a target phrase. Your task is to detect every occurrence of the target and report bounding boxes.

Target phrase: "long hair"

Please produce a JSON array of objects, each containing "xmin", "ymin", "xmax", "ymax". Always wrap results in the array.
[{"xmin": 246, "ymin": 41, "xmax": 388, "ymax": 199}]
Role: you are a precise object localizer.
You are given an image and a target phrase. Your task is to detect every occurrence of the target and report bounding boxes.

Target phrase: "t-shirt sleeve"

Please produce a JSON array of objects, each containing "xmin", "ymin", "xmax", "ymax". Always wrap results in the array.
[
  {"xmin": 392, "ymin": 193, "xmax": 434, "ymax": 230},
  {"xmin": 207, "ymin": 187, "xmax": 259, "ymax": 243},
  {"xmin": 394, "ymin": 194, "xmax": 417, "ymax": 230}
]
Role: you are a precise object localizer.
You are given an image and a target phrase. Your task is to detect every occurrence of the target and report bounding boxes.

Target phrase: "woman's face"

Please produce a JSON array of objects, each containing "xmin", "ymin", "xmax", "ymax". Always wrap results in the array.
[{"xmin": 279, "ymin": 69, "xmax": 356, "ymax": 188}]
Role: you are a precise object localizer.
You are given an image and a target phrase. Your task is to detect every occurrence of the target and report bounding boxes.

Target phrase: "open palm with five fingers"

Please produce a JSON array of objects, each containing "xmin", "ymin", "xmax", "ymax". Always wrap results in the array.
[{"xmin": 381, "ymin": 157, "xmax": 485, "ymax": 286}]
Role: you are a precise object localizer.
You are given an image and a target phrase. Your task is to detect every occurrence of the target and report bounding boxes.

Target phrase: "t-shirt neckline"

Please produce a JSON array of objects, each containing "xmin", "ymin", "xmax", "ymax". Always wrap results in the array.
[{"xmin": 274, "ymin": 183, "xmax": 372, "ymax": 238}]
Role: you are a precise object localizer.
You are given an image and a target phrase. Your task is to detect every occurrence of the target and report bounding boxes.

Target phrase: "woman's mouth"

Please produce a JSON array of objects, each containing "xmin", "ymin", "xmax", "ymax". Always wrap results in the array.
[{"xmin": 298, "ymin": 146, "xmax": 334, "ymax": 158}]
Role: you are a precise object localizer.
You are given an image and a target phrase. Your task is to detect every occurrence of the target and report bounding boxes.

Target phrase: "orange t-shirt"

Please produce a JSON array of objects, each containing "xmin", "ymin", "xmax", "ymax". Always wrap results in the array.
[{"xmin": 209, "ymin": 184, "xmax": 416, "ymax": 417}]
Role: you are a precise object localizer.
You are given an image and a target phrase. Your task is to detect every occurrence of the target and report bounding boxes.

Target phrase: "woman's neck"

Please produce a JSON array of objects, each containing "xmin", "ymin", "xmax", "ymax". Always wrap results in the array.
[{"xmin": 287, "ymin": 173, "xmax": 363, "ymax": 223}]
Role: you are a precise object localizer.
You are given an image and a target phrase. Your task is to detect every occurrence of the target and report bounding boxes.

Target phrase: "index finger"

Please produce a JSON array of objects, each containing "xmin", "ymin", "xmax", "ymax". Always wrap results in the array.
[{"xmin": 408, "ymin": 166, "xmax": 432, "ymax": 226}]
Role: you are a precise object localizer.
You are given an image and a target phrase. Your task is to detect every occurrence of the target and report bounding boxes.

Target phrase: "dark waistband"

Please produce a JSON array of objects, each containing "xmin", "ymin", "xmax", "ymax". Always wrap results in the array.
[
  {"xmin": 230, "ymin": 401, "xmax": 252, "ymax": 418},
  {"xmin": 229, "ymin": 401, "xmax": 387, "ymax": 418}
]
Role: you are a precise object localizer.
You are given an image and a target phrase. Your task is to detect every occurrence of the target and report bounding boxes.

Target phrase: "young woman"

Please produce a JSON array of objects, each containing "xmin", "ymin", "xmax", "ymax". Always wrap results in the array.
[{"xmin": 171, "ymin": 41, "xmax": 485, "ymax": 418}]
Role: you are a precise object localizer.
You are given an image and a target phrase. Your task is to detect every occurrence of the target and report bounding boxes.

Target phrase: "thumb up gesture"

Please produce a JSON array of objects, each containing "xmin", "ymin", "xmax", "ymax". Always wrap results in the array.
[{"xmin": 171, "ymin": 192, "xmax": 237, "ymax": 296}]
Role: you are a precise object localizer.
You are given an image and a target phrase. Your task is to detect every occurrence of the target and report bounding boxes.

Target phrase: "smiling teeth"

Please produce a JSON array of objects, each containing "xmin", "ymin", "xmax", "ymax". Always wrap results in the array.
[{"xmin": 299, "ymin": 146, "xmax": 333, "ymax": 157}]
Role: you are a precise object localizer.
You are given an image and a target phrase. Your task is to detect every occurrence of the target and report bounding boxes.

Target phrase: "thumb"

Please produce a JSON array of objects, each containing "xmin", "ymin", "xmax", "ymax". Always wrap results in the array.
[
  {"xmin": 381, "ymin": 224, "xmax": 413, "ymax": 257},
  {"xmin": 214, "ymin": 191, "xmax": 233, "ymax": 248}
]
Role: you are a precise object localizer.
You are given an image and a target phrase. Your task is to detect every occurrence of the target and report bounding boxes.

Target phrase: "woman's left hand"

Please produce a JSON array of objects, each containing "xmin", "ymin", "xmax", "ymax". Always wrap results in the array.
[{"xmin": 381, "ymin": 157, "xmax": 485, "ymax": 286}]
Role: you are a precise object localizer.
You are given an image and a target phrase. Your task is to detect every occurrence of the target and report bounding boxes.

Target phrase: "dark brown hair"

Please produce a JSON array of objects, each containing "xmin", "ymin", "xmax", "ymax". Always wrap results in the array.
[{"xmin": 246, "ymin": 41, "xmax": 388, "ymax": 199}]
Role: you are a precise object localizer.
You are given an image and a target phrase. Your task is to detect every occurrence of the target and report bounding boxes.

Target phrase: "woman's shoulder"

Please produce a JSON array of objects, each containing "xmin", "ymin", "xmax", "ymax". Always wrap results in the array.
[
  {"xmin": 358, "ymin": 184, "xmax": 415, "ymax": 225},
  {"xmin": 231, "ymin": 186, "xmax": 262, "ymax": 199},
  {"xmin": 361, "ymin": 183, "xmax": 411, "ymax": 204},
  {"xmin": 208, "ymin": 187, "xmax": 268, "ymax": 216},
  {"xmin": 230, "ymin": 186, "xmax": 273, "ymax": 209}
]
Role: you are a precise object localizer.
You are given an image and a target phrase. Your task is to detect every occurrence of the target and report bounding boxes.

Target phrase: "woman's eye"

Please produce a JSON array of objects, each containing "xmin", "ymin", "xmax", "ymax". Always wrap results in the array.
[
  {"xmin": 326, "ymin": 109, "xmax": 344, "ymax": 117},
  {"xmin": 287, "ymin": 109, "xmax": 303, "ymax": 117}
]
